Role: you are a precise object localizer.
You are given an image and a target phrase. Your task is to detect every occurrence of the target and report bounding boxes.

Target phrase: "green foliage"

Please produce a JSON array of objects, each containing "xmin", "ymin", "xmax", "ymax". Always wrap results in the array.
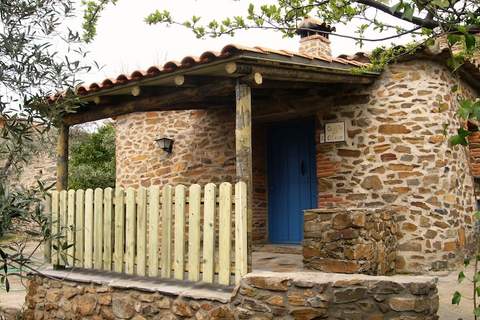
[
  {"xmin": 81, "ymin": 0, "xmax": 118, "ymax": 43},
  {"xmin": 68, "ymin": 124, "xmax": 116, "ymax": 190}
]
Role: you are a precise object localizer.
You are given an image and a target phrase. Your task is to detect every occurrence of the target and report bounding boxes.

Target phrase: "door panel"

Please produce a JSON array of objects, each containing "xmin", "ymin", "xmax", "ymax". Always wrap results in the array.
[{"xmin": 267, "ymin": 119, "xmax": 317, "ymax": 244}]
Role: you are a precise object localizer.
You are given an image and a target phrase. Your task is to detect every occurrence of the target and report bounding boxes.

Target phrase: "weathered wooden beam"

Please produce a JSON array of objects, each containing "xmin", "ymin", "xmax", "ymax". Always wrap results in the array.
[
  {"xmin": 131, "ymin": 86, "xmax": 141, "ymax": 97},
  {"xmin": 227, "ymin": 62, "xmax": 375, "ymax": 84},
  {"xmin": 256, "ymin": 66, "xmax": 374, "ymax": 84},
  {"xmin": 225, "ymin": 62, "xmax": 252, "ymax": 75},
  {"xmin": 235, "ymin": 81, "xmax": 253, "ymax": 273},
  {"xmin": 240, "ymin": 72, "xmax": 263, "ymax": 86},
  {"xmin": 56, "ymin": 123, "xmax": 69, "ymax": 191},
  {"xmin": 64, "ymin": 79, "xmax": 236, "ymax": 125},
  {"xmin": 253, "ymin": 93, "xmax": 371, "ymax": 122}
]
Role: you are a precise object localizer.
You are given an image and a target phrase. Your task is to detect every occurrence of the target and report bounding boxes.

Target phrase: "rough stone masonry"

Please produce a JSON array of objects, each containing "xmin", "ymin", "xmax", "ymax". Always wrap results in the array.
[
  {"xmin": 114, "ymin": 59, "xmax": 477, "ymax": 274},
  {"xmin": 303, "ymin": 207, "xmax": 397, "ymax": 275},
  {"xmin": 25, "ymin": 270, "xmax": 439, "ymax": 319}
]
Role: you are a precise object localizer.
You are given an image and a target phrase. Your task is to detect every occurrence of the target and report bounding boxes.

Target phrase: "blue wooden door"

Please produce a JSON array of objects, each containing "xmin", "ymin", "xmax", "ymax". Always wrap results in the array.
[{"xmin": 267, "ymin": 119, "xmax": 317, "ymax": 244}]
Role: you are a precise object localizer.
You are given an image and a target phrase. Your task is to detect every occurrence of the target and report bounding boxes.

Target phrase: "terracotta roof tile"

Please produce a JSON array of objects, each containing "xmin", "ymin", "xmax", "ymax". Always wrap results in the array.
[{"xmin": 73, "ymin": 43, "xmax": 370, "ymax": 96}]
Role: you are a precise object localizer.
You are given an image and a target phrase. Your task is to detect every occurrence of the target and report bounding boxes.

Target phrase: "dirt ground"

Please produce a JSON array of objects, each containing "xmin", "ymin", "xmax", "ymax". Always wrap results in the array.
[{"xmin": 0, "ymin": 243, "xmax": 476, "ymax": 319}]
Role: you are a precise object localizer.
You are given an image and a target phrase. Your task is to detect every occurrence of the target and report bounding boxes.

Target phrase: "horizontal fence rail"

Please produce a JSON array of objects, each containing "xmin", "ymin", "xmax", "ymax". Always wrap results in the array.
[{"xmin": 45, "ymin": 182, "xmax": 248, "ymax": 286}]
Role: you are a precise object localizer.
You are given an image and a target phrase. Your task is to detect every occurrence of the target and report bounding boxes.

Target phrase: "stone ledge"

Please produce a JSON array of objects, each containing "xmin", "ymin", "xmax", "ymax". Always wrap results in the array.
[
  {"xmin": 37, "ymin": 267, "xmax": 233, "ymax": 303},
  {"xmin": 244, "ymin": 270, "xmax": 437, "ymax": 284}
]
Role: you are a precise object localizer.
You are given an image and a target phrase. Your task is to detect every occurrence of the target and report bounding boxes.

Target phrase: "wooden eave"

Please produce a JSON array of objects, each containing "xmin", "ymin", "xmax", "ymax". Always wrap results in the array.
[{"xmin": 63, "ymin": 53, "xmax": 380, "ymax": 125}]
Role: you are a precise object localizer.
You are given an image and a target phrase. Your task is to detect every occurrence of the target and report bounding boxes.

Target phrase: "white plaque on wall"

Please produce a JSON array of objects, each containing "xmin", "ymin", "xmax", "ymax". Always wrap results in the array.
[{"xmin": 324, "ymin": 121, "xmax": 346, "ymax": 143}]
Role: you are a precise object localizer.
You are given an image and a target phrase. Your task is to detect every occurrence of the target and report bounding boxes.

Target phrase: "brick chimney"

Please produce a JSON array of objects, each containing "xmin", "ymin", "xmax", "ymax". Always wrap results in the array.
[{"xmin": 297, "ymin": 17, "xmax": 335, "ymax": 57}]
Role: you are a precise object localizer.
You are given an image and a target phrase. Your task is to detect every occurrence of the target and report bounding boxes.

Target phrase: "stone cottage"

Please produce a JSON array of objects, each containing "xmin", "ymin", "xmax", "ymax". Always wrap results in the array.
[{"xmin": 51, "ymin": 18, "xmax": 480, "ymax": 275}]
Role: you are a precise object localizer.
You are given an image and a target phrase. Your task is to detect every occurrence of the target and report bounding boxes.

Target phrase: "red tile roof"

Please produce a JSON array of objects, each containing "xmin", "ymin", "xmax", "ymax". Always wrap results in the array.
[{"xmin": 75, "ymin": 44, "xmax": 370, "ymax": 96}]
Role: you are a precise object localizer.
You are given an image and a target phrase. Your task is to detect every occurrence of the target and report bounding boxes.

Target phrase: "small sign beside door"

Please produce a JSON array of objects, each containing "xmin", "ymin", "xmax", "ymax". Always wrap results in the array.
[{"xmin": 320, "ymin": 121, "xmax": 346, "ymax": 143}]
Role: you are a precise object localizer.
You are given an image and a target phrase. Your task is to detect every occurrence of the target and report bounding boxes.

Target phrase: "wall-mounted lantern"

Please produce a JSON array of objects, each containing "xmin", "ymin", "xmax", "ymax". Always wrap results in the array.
[{"xmin": 155, "ymin": 137, "xmax": 174, "ymax": 153}]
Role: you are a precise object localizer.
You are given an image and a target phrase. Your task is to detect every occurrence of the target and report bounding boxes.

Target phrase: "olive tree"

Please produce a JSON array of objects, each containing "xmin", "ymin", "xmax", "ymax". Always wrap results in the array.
[{"xmin": 0, "ymin": 0, "xmax": 92, "ymax": 295}]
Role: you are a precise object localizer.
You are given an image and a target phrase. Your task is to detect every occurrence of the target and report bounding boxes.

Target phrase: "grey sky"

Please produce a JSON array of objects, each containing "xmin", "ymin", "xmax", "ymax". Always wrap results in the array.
[{"xmin": 82, "ymin": 0, "xmax": 414, "ymax": 85}]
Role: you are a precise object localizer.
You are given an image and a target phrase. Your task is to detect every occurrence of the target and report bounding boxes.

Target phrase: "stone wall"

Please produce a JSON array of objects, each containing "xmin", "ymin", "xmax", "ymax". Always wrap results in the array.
[
  {"xmin": 25, "ymin": 270, "xmax": 439, "ymax": 320},
  {"xmin": 114, "ymin": 108, "xmax": 269, "ymax": 243},
  {"xmin": 314, "ymin": 60, "xmax": 477, "ymax": 273},
  {"xmin": 303, "ymin": 207, "xmax": 397, "ymax": 275},
  {"xmin": 114, "ymin": 59, "xmax": 478, "ymax": 272}
]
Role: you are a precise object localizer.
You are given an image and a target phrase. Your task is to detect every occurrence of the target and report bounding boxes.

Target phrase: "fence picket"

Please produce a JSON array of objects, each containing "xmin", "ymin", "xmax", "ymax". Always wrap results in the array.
[
  {"xmin": 43, "ymin": 194, "xmax": 52, "ymax": 263},
  {"xmin": 75, "ymin": 190, "xmax": 85, "ymax": 268},
  {"xmin": 174, "ymin": 185, "xmax": 186, "ymax": 280},
  {"xmin": 46, "ymin": 182, "xmax": 248, "ymax": 286},
  {"xmin": 136, "ymin": 187, "xmax": 147, "ymax": 276},
  {"xmin": 148, "ymin": 186, "xmax": 160, "ymax": 277},
  {"xmin": 59, "ymin": 190, "xmax": 68, "ymax": 266},
  {"xmin": 67, "ymin": 190, "xmax": 75, "ymax": 266},
  {"xmin": 202, "ymin": 183, "xmax": 216, "ymax": 283},
  {"xmin": 104, "ymin": 188, "xmax": 113, "ymax": 271},
  {"xmin": 161, "ymin": 185, "xmax": 173, "ymax": 278},
  {"xmin": 51, "ymin": 191, "xmax": 59, "ymax": 266},
  {"xmin": 94, "ymin": 188, "xmax": 104, "ymax": 270},
  {"xmin": 218, "ymin": 182, "xmax": 232, "ymax": 285},
  {"xmin": 188, "ymin": 184, "xmax": 201, "ymax": 282},
  {"xmin": 84, "ymin": 189, "xmax": 94, "ymax": 268},
  {"xmin": 235, "ymin": 181, "xmax": 248, "ymax": 284},
  {"xmin": 125, "ymin": 187, "xmax": 136, "ymax": 275},
  {"xmin": 114, "ymin": 187, "xmax": 125, "ymax": 273}
]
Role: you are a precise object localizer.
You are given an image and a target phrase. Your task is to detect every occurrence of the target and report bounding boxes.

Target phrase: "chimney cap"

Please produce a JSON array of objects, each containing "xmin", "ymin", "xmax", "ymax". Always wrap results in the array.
[{"xmin": 296, "ymin": 17, "xmax": 335, "ymax": 38}]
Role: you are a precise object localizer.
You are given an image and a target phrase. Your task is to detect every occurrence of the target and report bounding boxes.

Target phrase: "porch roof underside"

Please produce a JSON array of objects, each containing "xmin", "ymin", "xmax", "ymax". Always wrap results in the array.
[{"xmin": 62, "ymin": 53, "xmax": 380, "ymax": 126}]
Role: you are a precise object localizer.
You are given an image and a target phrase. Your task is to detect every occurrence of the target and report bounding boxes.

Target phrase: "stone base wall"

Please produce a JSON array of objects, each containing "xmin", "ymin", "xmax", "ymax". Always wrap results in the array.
[
  {"xmin": 25, "ymin": 275, "xmax": 231, "ymax": 320},
  {"xmin": 234, "ymin": 272, "xmax": 438, "ymax": 319},
  {"xmin": 25, "ymin": 271, "xmax": 439, "ymax": 320},
  {"xmin": 303, "ymin": 207, "xmax": 397, "ymax": 275}
]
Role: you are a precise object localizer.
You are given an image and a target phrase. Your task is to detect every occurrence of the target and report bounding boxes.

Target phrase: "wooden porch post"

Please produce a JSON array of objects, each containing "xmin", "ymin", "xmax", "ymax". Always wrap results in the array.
[
  {"xmin": 235, "ymin": 81, "xmax": 253, "ymax": 272},
  {"xmin": 56, "ymin": 123, "xmax": 69, "ymax": 191}
]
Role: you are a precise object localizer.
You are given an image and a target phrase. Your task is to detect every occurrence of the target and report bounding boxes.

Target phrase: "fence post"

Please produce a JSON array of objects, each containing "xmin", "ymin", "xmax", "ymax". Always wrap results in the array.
[
  {"xmin": 202, "ymin": 183, "xmax": 217, "ymax": 283},
  {"xmin": 161, "ymin": 185, "xmax": 173, "ymax": 278},
  {"xmin": 75, "ymin": 189, "xmax": 85, "ymax": 268},
  {"xmin": 84, "ymin": 189, "xmax": 94, "ymax": 268},
  {"xmin": 43, "ymin": 193, "xmax": 52, "ymax": 264},
  {"xmin": 67, "ymin": 190, "xmax": 75, "ymax": 267},
  {"xmin": 174, "ymin": 185, "xmax": 186, "ymax": 280},
  {"xmin": 94, "ymin": 188, "xmax": 104, "ymax": 270},
  {"xmin": 114, "ymin": 187, "xmax": 125, "ymax": 273},
  {"xmin": 188, "ymin": 184, "xmax": 201, "ymax": 282},
  {"xmin": 58, "ymin": 190, "xmax": 68, "ymax": 268},
  {"xmin": 125, "ymin": 187, "xmax": 136, "ymax": 275},
  {"xmin": 148, "ymin": 186, "xmax": 160, "ymax": 277},
  {"xmin": 104, "ymin": 188, "xmax": 113, "ymax": 271},
  {"xmin": 218, "ymin": 182, "xmax": 232, "ymax": 285},
  {"xmin": 235, "ymin": 181, "xmax": 248, "ymax": 284},
  {"xmin": 136, "ymin": 187, "xmax": 147, "ymax": 276}
]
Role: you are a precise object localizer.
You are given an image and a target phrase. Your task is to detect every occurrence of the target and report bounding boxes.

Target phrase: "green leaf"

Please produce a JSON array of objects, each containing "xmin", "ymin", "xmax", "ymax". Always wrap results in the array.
[
  {"xmin": 389, "ymin": 2, "xmax": 402, "ymax": 13},
  {"xmin": 464, "ymin": 258, "xmax": 470, "ymax": 267},
  {"xmin": 465, "ymin": 34, "xmax": 476, "ymax": 52},
  {"xmin": 401, "ymin": 5, "xmax": 414, "ymax": 21},
  {"xmin": 458, "ymin": 271, "xmax": 466, "ymax": 283},
  {"xmin": 450, "ymin": 127, "xmax": 472, "ymax": 145},
  {"xmin": 475, "ymin": 211, "xmax": 480, "ymax": 220},
  {"xmin": 447, "ymin": 34, "xmax": 462, "ymax": 46},
  {"xmin": 474, "ymin": 271, "xmax": 480, "ymax": 283},
  {"xmin": 452, "ymin": 291, "xmax": 462, "ymax": 305},
  {"xmin": 450, "ymin": 134, "xmax": 468, "ymax": 146}
]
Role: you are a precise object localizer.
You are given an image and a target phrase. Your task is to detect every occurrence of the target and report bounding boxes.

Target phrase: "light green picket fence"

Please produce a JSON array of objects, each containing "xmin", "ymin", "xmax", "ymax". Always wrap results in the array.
[{"xmin": 45, "ymin": 182, "xmax": 248, "ymax": 286}]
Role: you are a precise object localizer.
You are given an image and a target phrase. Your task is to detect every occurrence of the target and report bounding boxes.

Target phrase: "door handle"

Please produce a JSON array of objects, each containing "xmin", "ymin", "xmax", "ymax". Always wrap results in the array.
[{"xmin": 301, "ymin": 160, "xmax": 306, "ymax": 176}]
